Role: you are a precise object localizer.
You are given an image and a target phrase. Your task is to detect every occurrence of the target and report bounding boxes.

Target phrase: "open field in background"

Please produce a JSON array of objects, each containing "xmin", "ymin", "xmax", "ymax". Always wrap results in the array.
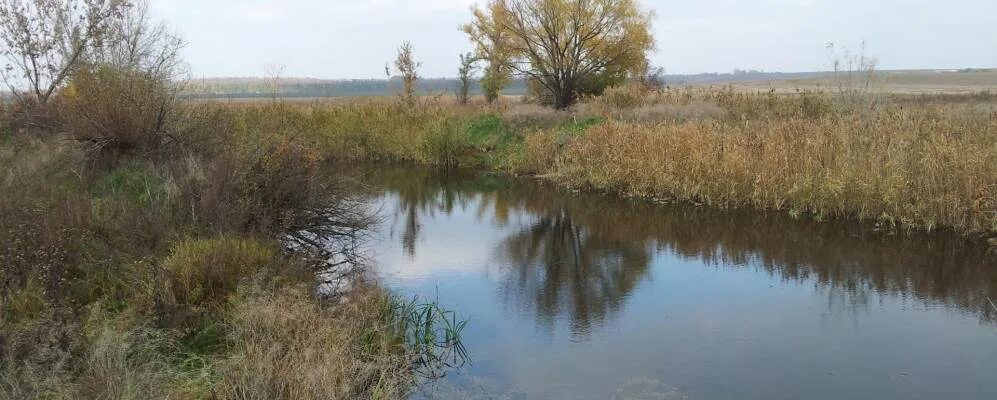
[
  {"xmin": 725, "ymin": 69, "xmax": 997, "ymax": 94},
  {"xmin": 182, "ymin": 69, "xmax": 997, "ymax": 100}
]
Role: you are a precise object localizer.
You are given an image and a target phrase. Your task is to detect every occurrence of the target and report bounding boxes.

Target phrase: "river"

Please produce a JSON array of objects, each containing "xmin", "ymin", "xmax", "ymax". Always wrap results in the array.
[{"xmin": 346, "ymin": 164, "xmax": 996, "ymax": 400}]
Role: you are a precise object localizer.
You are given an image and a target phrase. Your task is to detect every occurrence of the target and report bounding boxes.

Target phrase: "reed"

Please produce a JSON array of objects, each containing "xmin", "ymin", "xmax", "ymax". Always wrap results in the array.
[
  {"xmin": 546, "ymin": 103, "xmax": 996, "ymax": 233},
  {"xmin": 206, "ymin": 88, "xmax": 995, "ymax": 235}
]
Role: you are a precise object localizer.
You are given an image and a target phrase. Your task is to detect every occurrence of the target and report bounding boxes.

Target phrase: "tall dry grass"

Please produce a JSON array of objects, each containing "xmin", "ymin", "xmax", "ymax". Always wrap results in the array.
[
  {"xmin": 214, "ymin": 286, "xmax": 412, "ymax": 399},
  {"xmin": 537, "ymin": 100, "xmax": 996, "ymax": 233},
  {"xmin": 200, "ymin": 87, "xmax": 996, "ymax": 235},
  {"xmin": 1, "ymin": 90, "xmax": 453, "ymax": 399}
]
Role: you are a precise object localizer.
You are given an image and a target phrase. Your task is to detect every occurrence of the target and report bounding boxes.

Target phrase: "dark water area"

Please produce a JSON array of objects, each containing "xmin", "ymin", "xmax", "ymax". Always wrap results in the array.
[{"xmin": 345, "ymin": 164, "xmax": 997, "ymax": 400}]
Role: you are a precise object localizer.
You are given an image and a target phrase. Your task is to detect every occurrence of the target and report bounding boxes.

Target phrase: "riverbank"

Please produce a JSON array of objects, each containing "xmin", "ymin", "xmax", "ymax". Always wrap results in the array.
[
  {"xmin": 213, "ymin": 87, "xmax": 997, "ymax": 237},
  {"xmin": 0, "ymin": 109, "xmax": 459, "ymax": 398},
  {"xmin": 2, "ymin": 83, "xmax": 993, "ymax": 397}
]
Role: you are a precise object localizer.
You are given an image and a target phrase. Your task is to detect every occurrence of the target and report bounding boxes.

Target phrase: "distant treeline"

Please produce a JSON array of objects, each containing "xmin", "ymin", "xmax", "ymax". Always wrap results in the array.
[
  {"xmin": 184, "ymin": 77, "xmax": 531, "ymax": 98},
  {"xmin": 32, "ymin": 68, "xmax": 991, "ymax": 100},
  {"xmin": 183, "ymin": 71, "xmax": 832, "ymax": 99}
]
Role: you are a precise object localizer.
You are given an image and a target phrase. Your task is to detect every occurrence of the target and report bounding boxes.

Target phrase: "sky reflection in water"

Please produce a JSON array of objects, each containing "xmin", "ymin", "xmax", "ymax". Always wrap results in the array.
[{"xmin": 350, "ymin": 165, "xmax": 997, "ymax": 400}]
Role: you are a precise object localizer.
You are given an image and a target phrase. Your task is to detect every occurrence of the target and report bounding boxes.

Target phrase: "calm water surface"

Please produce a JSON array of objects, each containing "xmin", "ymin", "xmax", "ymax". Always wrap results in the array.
[{"xmin": 349, "ymin": 165, "xmax": 996, "ymax": 400}]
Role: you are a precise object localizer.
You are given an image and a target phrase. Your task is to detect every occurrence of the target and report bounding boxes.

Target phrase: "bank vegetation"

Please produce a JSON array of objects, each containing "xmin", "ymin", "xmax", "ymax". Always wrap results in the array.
[
  {"xmin": 0, "ymin": 1, "xmax": 464, "ymax": 399},
  {"xmin": 200, "ymin": 85, "xmax": 997, "ymax": 236}
]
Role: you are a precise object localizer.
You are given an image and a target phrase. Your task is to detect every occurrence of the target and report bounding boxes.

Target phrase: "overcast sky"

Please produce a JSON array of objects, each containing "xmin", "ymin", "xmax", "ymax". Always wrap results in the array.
[{"xmin": 149, "ymin": 0, "xmax": 997, "ymax": 79}]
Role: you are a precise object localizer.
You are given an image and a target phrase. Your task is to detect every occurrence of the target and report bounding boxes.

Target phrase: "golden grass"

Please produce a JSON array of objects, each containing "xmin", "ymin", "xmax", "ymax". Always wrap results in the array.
[
  {"xmin": 546, "ymin": 111, "xmax": 996, "ymax": 233},
  {"xmin": 214, "ymin": 285, "xmax": 410, "ymax": 400},
  {"xmin": 159, "ymin": 237, "xmax": 278, "ymax": 310},
  {"xmin": 216, "ymin": 88, "xmax": 996, "ymax": 235}
]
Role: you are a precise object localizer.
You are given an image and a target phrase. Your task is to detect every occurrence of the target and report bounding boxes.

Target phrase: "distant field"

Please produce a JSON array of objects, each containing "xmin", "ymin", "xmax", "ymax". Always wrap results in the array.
[
  {"xmin": 722, "ymin": 69, "xmax": 997, "ymax": 94},
  {"xmin": 181, "ymin": 69, "xmax": 997, "ymax": 99}
]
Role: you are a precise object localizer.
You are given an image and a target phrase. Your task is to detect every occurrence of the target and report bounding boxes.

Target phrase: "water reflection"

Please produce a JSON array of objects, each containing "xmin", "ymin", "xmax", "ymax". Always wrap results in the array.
[
  {"xmin": 497, "ymin": 210, "xmax": 651, "ymax": 338},
  {"xmin": 350, "ymin": 163, "xmax": 997, "ymax": 334}
]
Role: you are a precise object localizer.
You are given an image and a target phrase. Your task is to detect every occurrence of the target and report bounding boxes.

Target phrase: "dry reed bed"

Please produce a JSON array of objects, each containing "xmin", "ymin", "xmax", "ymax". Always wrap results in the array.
[
  {"xmin": 547, "ymin": 106, "xmax": 996, "ymax": 234},
  {"xmin": 223, "ymin": 88, "xmax": 997, "ymax": 236}
]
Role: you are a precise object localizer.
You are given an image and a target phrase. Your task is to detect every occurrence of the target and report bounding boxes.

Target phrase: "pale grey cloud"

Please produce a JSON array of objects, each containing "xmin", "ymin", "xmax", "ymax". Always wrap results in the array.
[{"xmin": 149, "ymin": 0, "xmax": 997, "ymax": 78}]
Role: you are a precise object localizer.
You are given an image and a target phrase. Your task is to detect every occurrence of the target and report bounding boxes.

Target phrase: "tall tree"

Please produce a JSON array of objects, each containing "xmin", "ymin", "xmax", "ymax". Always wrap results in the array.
[
  {"xmin": 0, "ymin": 0, "xmax": 129, "ymax": 104},
  {"xmin": 463, "ymin": 0, "xmax": 654, "ymax": 109},
  {"xmin": 456, "ymin": 52, "xmax": 477, "ymax": 105}
]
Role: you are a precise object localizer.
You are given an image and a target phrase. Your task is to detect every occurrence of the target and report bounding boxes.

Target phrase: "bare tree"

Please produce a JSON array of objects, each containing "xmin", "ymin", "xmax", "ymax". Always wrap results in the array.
[
  {"xmin": 264, "ymin": 63, "xmax": 286, "ymax": 101},
  {"xmin": 0, "ymin": 0, "xmax": 129, "ymax": 104},
  {"xmin": 95, "ymin": 0, "xmax": 185, "ymax": 80},
  {"xmin": 456, "ymin": 52, "xmax": 477, "ymax": 105}
]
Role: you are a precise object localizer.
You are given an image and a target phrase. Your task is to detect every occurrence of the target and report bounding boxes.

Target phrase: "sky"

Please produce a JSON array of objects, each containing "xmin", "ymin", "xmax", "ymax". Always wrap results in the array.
[{"xmin": 149, "ymin": 0, "xmax": 997, "ymax": 79}]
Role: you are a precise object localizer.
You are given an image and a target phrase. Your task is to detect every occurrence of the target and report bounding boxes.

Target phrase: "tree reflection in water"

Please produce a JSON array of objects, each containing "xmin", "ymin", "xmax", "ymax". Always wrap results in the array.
[
  {"xmin": 496, "ymin": 210, "xmax": 651, "ymax": 338},
  {"xmin": 346, "ymin": 164, "xmax": 997, "ymax": 339}
]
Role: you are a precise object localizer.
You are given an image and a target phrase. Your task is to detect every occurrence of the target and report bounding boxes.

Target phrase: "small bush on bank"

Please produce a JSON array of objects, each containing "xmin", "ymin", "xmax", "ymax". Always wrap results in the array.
[
  {"xmin": 183, "ymin": 128, "xmax": 374, "ymax": 259},
  {"xmin": 159, "ymin": 237, "xmax": 277, "ymax": 310},
  {"xmin": 59, "ymin": 66, "xmax": 187, "ymax": 158}
]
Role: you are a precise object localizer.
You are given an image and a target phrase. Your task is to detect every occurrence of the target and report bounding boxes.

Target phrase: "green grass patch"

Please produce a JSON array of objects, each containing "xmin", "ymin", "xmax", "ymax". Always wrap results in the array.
[
  {"xmin": 464, "ymin": 114, "xmax": 525, "ymax": 168},
  {"xmin": 90, "ymin": 161, "xmax": 171, "ymax": 207},
  {"xmin": 558, "ymin": 116, "xmax": 606, "ymax": 136}
]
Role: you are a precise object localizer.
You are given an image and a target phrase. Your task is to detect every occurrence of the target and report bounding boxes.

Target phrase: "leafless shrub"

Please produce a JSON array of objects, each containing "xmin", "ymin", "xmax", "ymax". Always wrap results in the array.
[
  {"xmin": 825, "ymin": 41, "xmax": 884, "ymax": 111},
  {"xmin": 186, "ymin": 132, "xmax": 375, "ymax": 268},
  {"xmin": 59, "ymin": 66, "xmax": 186, "ymax": 157}
]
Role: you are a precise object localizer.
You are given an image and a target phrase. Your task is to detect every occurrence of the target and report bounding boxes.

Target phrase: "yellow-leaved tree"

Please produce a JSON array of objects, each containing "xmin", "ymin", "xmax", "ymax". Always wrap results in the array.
[{"xmin": 463, "ymin": 0, "xmax": 654, "ymax": 109}]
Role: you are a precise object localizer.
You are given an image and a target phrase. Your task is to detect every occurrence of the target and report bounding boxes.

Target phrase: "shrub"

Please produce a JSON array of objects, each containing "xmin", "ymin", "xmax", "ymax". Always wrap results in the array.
[
  {"xmin": 159, "ymin": 237, "xmax": 277, "ymax": 310},
  {"xmin": 59, "ymin": 66, "xmax": 186, "ymax": 157},
  {"xmin": 190, "ymin": 132, "xmax": 318, "ymax": 234},
  {"xmin": 598, "ymin": 83, "xmax": 650, "ymax": 109},
  {"xmin": 421, "ymin": 120, "xmax": 470, "ymax": 168}
]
